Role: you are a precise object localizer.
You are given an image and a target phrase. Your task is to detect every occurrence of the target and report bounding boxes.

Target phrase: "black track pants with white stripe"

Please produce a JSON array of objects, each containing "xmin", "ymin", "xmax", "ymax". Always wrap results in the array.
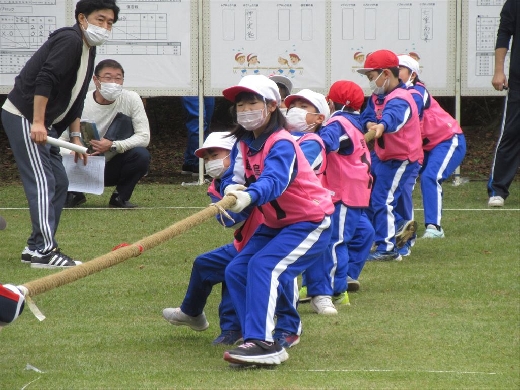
[{"xmin": 1, "ymin": 109, "xmax": 68, "ymax": 253}]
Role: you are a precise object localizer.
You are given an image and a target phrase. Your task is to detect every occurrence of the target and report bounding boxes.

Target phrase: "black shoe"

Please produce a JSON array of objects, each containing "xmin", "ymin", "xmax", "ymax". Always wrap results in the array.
[
  {"xmin": 31, "ymin": 248, "xmax": 80, "ymax": 269},
  {"xmin": 223, "ymin": 340, "xmax": 289, "ymax": 366},
  {"xmin": 109, "ymin": 195, "xmax": 137, "ymax": 208},
  {"xmin": 65, "ymin": 192, "xmax": 86, "ymax": 208}
]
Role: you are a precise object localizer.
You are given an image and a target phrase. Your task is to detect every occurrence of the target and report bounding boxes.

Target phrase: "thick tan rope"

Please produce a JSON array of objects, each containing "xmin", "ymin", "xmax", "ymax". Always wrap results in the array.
[{"xmin": 22, "ymin": 195, "xmax": 237, "ymax": 297}]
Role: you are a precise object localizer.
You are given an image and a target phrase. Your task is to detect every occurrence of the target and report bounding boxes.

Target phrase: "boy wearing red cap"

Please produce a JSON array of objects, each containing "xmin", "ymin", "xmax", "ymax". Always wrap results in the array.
[{"xmin": 357, "ymin": 50, "xmax": 423, "ymax": 262}]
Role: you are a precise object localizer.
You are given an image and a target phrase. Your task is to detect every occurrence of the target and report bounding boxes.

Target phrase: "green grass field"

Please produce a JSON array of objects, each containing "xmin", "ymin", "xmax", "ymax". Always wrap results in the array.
[{"xmin": 0, "ymin": 181, "xmax": 519, "ymax": 389}]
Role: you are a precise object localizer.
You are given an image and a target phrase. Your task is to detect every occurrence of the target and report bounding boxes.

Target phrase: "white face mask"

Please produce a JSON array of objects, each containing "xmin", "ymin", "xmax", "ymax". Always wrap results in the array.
[
  {"xmin": 405, "ymin": 75, "xmax": 414, "ymax": 88},
  {"xmin": 285, "ymin": 107, "xmax": 317, "ymax": 133},
  {"xmin": 98, "ymin": 82, "xmax": 123, "ymax": 101},
  {"xmin": 236, "ymin": 105, "xmax": 268, "ymax": 131},
  {"xmin": 369, "ymin": 72, "xmax": 388, "ymax": 95},
  {"xmin": 279, "ymin": 108, "xmax": 288, "ymax": 116},
  {"xmin": 205, "ymin": 155, "xmax": 229, "ymax": 179},
  {"xmin": 82, "ymin": 20, "xmax": 110, "ymax": 46}
]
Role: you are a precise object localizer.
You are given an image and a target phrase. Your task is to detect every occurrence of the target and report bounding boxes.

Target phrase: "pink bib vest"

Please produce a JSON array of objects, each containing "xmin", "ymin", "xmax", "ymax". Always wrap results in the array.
[
  {"xmin": 322, "ymin": 116, "xmax": 373, "ymax": 207},
  {"xmin": 239, "ymin": 130, "xmax": 334, "ymax": 228},
  {"xmin": 371, "ymin": 88, "xmax": 423, "ymax": 164}
]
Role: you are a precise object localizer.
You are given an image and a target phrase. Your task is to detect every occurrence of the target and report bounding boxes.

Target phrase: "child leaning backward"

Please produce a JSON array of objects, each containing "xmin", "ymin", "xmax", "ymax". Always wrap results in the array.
[
  {"xmin": 219, "ymin": 75, "xmax": 334, "ymax": 367},
  {"xmin": 162, "ymin": 131, "xmax": 302, "ymax": 348},
  {"xmin": 398, "ymin": 55, "xmax": 466, "ymax": 240},
  {"xmin": 357, "ymin": 50, "xmax": 423, "ymax": 262}
]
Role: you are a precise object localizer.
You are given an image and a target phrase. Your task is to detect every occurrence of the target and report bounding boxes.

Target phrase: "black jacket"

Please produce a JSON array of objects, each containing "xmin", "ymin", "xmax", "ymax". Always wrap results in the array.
[
  {"xmin": 7, "ymin": 24, "xmax": 96, "ymax": 134},
  {"xmin": 496, "ymin": 0, "xmax": 519, "ymax": 90}
]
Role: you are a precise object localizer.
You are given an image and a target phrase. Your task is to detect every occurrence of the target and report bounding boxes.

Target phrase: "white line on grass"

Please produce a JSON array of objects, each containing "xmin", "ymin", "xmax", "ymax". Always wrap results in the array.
[
  {"xmin": 1, "ymin": 207, "xmax": 519, "ymax": 211},
  {"xmin": 298, "ymin": 369, "xmax": 497, "ymax": 375}
]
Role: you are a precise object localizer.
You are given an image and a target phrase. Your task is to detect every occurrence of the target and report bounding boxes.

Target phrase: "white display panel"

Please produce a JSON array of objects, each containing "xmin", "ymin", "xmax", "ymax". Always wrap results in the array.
[
  {"xmin": 94, "ymin": 0, "xmax": 196, "ymax": 95},
  {"xmin": 205, "ymin": 0, "xmax": 328, "ymax": 95},
  {"xmin": 462, "ymin": 0, "xmax": 510, "ymax": 95},
  {"xmin": 330, "ymin": 0, "xmax": 456, "ymax": 96},
  {"xmin": 0, "ymin": 0, "xmax": 197, "ymax": 95},
  {"xmin": 0, "ymin": 0, "xmax": 68, "ymax": 93}
]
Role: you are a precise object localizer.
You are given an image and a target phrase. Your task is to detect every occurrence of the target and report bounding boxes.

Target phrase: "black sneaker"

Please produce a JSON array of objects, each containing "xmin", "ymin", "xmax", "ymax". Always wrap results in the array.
[
  {"xmin": 65, "ymin": 192, "xmax": 86, "ymax": 208},
  {"xmin": 223, "ymin": 340, "xmax": 288, "ymax": 366},
  {"xmin": 31, "ymin": 248, "xmax": 79, "ymax": 269},
  {"xmin": 21, "ymin": 247, "xmax": 37, "ymax": 263},
  {"xmin": 109, "ymin": 195, "xmax": 137, "ymax": 208}
]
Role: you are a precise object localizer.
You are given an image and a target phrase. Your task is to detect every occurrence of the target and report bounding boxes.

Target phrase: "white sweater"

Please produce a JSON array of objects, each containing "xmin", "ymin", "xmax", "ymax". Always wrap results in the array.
[{"xmin": 60, "ymin": 89, "xmax": 150, "ymax": 161}]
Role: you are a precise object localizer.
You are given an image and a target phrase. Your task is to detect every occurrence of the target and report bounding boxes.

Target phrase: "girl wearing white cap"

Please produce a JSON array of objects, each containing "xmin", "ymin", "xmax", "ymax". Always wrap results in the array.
[
  {"xmin": 220, "ymin": 75, "xmax": 334, "ymax": 367},
  {"xmin": 398, "ymin": 55, "xmax": 466, "ymax": 240},
  {"xmin": 163, "ymin": 132, "xmax": 301, "ymax": 349}
]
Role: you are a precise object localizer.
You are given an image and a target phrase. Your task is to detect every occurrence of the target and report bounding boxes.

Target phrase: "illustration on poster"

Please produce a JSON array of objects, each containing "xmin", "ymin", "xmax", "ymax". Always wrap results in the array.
[{"xmin": 232, "ymin": 50, "xmax": 303, "ymax": 78}]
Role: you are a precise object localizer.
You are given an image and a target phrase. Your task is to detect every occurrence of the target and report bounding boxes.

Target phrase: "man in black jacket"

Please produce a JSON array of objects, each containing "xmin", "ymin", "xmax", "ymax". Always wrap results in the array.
[
  {"xmin": 1, "ymin": 0, "xmax": 119, "ymax": 269},
  {"xmin": 488, "ymin": 0, "xmax": 519, "ymax": 207}
]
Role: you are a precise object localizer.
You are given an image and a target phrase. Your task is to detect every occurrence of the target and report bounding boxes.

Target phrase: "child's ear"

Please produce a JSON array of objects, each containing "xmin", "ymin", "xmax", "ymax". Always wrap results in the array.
[
  {"xmin": 315, "ymin": 114, "xmax": 325, "ymax": 124},
  {"xmin": 267, "ymin": 101, "xmax": 278, "ymax": 113}
]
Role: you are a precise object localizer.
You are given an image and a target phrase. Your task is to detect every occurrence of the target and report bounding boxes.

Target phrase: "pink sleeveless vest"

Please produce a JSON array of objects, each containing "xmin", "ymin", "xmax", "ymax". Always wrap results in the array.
[
  {"xmin": 239, "ymin": 130, "xmax": 334, "ymax": 228},
  {"xmin": 371, "ymin": 88, "xmax": 423, "ymax": 164},
  {"xmin": 322, "ymin": 116, "xmax": 373, "ymax": 207},
  {"xmin": 416, "ymin": 83, "xmax": 463, "ymax": 152}
]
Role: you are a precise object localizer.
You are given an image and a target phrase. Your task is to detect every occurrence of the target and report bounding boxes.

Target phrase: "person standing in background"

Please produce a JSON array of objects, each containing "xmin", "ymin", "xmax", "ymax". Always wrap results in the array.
[
  {"xmin": 488, "ymin": 0, "xmax": 519, "ymax": 207},
  {"xmin": 180, "ymin": 96, "xmax": 215, "ymax": 176},
  {"xmin": 1, "ymin": 0, "xmax": 119, "ymax": 269}
]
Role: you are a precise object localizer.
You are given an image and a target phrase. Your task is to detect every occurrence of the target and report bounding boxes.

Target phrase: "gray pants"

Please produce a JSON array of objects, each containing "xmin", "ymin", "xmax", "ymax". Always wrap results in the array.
[{"xmin": 1, "ymin": 109, "xmax": 68, "ymax": 253}]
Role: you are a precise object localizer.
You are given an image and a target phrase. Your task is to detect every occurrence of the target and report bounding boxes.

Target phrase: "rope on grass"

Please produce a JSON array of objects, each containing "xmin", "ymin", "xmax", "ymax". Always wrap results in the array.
[{"xmin": 21, "ymin": 195, "xmax": 237, "ymax": 298}]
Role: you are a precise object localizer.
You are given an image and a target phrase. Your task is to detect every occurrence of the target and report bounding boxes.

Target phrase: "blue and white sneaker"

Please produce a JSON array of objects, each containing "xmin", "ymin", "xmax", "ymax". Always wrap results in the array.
[
  {"xmin": 367, "ymin": 250, "xmax": 402, "ymax": 262},
  {"xmin": 273, "ymin": 331, "xmax": 300, "ymax": 348},
  {"xmin": 212, "ymin": 330, "xmax": 243, "ymax": 346},
  {"xmin": 397, "ymin": 243, "xmax": 411, "ymax": 257}
]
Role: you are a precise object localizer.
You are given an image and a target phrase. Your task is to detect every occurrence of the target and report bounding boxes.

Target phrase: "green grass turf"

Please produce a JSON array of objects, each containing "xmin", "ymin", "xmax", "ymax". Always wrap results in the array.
[{"xmin": 0, "ymin": 180, "xmax": 518, "ymax": 389}]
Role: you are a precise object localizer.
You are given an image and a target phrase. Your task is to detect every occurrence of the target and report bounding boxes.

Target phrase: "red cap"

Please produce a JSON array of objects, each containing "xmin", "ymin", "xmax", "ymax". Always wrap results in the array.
[
  {"xmin": 326, "ymin": 81, "xmax": 365, "ymax": 111},
  {"xmin": 235, "ymin": 52, "xmax": 244, "ymax": 61},
  {"xmin": 356, "ymin": 50, "xmax": 399, "ymax": 74}
]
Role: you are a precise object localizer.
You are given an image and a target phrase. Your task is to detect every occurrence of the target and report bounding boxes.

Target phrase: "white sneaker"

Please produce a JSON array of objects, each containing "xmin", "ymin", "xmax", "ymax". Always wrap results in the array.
[
  {"xmin": 488, "ymin": 196, "xmax": 504, "ymax": 207},
  {"xmin": 310, "ymin": 295, "xmax": 338, "ymax": 315},
  {"xmin": 422, "ymin": 224, "xmax": 445, "ymax": 239},
  {"xmin": 162, "ymin": 307, "xmax": 209, "ymax": 331}
]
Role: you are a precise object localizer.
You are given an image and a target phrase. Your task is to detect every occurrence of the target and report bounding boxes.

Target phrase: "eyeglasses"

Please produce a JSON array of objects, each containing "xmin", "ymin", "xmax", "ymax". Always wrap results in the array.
[{"xmin": 96, "ymin": 76, "xmax": 124, "ymax": 82}]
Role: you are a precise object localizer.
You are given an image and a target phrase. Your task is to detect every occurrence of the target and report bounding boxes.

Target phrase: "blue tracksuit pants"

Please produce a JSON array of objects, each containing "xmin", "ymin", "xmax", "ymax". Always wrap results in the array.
[
  {"xmin": 181, "ymin": 242, "xmax": 302, "ymax": 335},
  {"xmin": 421, "ymin": 134, "xmax": 466, "ymax": 227},
  {"xmin": 181, "ymin": 243, "xmax": 240, "ymax": 332},
  {"xmin": 225, "ymin": 217, "xmax": 331, "ymax": 342},
  {"xmin": 327, "ymin": 204, "xmax": 373, "ymax": 295},
  {"xmin": 346, "ymin": 211, "xmax": 375, "ymax": 281},
  {"xmin": 370, "ymin": 158, "xmax": 421, "ymax": 252}
]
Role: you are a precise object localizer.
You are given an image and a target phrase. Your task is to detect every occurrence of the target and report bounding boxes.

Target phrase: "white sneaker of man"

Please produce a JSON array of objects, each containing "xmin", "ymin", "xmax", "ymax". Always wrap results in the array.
[{"xmin": 488, "ymin": 196, "xmax": 504, "ymax": 207}]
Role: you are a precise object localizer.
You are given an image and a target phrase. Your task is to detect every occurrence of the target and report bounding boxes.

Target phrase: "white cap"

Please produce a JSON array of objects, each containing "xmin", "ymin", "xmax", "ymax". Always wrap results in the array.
[
  {"xmin": 398, "ymin": 54, "xmax": 420, "ymax": 76},
  {"xmin": 269, "ymin": 75, "xmax": 293, "ymax": 94},
  {"xmin": 223, "ymin": 75, "xmax": 281, "ymax": 105},
  {"xmin": 284, "ymin": 89, "xmax": 331, "ymax": 121},
  {"xmin": 194, "ymin": 132, "xmax": 236, "ymax": 158}
]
